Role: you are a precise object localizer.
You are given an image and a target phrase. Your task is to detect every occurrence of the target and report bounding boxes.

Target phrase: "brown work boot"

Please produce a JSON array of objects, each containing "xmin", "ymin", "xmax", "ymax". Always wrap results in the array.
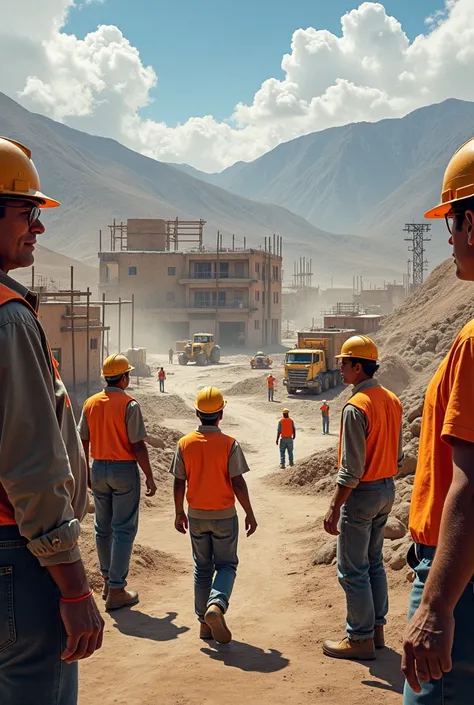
[
  {"xmin": 105, "ymin": 588, "xmax": 139, "ymax": 611},
  {"xmin": 204, "ymin": 605, "xmax": 232, "ymax": 644},
  {"xmin": 323, "ymin": 636, "xmax": 375, "ymax": 661},
  {"xmin": 200, "ymin": 622, "xmax": 213, "ymax": 640},
  {"xmin": 102, "ymin": 578, "xmax": 109, "ymax": 601},
  {"xmin": 374, "ymin": 625, "xmax": 385, "ymax": 649}
]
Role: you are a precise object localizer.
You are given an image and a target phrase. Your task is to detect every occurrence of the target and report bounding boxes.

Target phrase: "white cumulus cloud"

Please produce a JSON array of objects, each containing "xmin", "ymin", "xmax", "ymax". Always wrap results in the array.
[{"xmin": 0, "ymin": 0, "xmax": 473, "ymax": 171}]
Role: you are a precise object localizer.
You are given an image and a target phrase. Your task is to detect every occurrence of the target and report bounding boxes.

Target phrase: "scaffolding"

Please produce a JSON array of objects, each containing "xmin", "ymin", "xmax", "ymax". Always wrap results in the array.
[
  {"xmin": 102, "ymin": 218, "xmax": 207, "ymax": 252},
  {"xmin": 404, "ymin": 223, "xmax": 431, "ymax": 288},
  {"xmin": 292, "ymin": 257, "xmax": 313, "ymax": 289}
]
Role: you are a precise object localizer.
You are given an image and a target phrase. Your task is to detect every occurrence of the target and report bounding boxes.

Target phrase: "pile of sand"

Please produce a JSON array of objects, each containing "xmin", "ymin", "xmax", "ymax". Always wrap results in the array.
[
  {"xmin": 138, "ymin": 392, "xmax": 195, "ymax": 421},
  {"xmin": 225, "ymin": 374, "xmax": 281, "ymax": 397}
]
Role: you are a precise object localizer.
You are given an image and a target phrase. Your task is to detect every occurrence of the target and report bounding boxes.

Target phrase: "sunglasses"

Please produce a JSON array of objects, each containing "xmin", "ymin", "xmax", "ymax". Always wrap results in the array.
[
  {"xmin": 2, "ymin": 202, "xmax": 41, "ymax": 226},
  {"xmin": 445, "ymin": 211, "xmax": 465, "ymax": 235}
]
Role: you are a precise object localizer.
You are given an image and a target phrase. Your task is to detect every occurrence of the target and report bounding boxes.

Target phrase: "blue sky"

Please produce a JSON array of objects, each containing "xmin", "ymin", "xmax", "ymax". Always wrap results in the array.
[{"xmin": 66, "ymin": 0, "xmax": 445, "ymax": 127}]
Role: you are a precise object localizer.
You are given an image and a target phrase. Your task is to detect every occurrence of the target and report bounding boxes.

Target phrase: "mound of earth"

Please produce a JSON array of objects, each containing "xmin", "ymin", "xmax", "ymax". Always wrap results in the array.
[
  {"xmin": 225, "ymin": 374, "xmax": 282, "ymax": 397},
  {"xmin": 139, "ymin": 393, "xmax": 195, "ymax": 421}
]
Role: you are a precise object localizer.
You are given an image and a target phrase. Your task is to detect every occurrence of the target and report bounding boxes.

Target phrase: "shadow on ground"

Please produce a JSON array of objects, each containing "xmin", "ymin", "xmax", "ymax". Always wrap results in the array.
[
  {"xmin": 361, "ymin": 647, "xmax": 404, "ymax": 695},
  {"xmin": 111, "ymin": 609, "xmax": 190, "ymax": 642},
  {"xmin": 201, "ymin": 640, "xmax": 289, "ymax": 673}
]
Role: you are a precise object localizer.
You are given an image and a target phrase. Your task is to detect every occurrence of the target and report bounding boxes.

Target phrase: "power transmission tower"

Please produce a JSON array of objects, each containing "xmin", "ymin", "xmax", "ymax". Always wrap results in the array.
[{"xmin": 403, "ymin": 223, "xmax": 431, "ymax": 288}]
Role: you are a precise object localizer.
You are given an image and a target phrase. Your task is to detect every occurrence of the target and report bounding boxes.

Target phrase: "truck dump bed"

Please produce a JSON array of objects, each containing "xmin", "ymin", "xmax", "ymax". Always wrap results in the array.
[{"xmin": 296, "ymin": 329, "xmax": 356, "ymax": 369}]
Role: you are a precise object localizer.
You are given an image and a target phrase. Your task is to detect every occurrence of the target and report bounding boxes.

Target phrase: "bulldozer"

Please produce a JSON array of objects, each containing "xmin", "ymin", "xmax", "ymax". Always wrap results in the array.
[
  {"xmin": 250, "ymin": 351, "xmax": 273, "ymax": 369},
  {"xmin": 178, "ymin": 333, "xmax": 221, "ymax": 366}
]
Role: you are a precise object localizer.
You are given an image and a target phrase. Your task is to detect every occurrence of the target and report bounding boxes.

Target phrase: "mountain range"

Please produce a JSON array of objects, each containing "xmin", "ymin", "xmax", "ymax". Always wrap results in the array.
[{"xmin": 0, "ymin": 92, "xmax": 405, "ymax": 286}]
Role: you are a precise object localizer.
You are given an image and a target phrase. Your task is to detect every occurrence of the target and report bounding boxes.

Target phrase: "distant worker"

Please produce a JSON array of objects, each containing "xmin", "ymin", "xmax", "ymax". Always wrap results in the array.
[
  {"xmin": 267, "ymin": 373, "xmax": 276, "ymax": 402},
  {"xmin": 0, "ymin": 137, "xmax": 103, "ymax": 704},
  {"xmin": 169, "ymin": 347, "xmax": 174, "ymax": 364},
  {"xmin": 170, "ymin": 386, "xmax": 257, "ymax": 644},
  {"xmin": 276, "ymin": 409, "xmax": 296, "ymax": 469},
  {"xmin": 323, "ymin": 335, "xmax": 403, "ymax": 661},
  {"xmin": 78, "ymin": 354, "xmax": 157, "ymax": 611},
  {"xmin": 402, "ymin": 139, "xmax": 474, "ymax": 703},
  {"xmin": 320, "ymin": 400, "xmax": 330, "ymax": 435},
  {"xmin": 158, "ymin": 366, "xmax": 166, "ymax": 393}
]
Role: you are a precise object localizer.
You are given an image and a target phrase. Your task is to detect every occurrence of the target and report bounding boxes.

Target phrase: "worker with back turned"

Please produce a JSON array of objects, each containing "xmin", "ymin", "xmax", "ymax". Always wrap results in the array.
[{"xmin": 276, "ymin": 408, "xmax": 296, "ymax": 469}]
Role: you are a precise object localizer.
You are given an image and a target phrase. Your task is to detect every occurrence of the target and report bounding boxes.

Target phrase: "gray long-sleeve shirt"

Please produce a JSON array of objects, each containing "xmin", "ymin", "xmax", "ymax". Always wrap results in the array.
[
  {"xmin": 0, "ymin": 271, "xmax": 88, "ymax": 565},
  {"xmin": 338, "ymin": 378, "xmax": 404, "ymax": 489}
]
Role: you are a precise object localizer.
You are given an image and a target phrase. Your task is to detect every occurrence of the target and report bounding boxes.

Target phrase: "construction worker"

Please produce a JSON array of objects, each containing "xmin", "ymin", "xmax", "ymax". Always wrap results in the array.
[
  {"xmin": 276, "ymin": 408, "xmax": 296, "ymax": 468},
  {"xmin": 0, "ymin": 137, "xmax": 103, "ymax": 704},
  {"xmin": 169, "ymin": 347, "xmax": 174, "ymax": 364},
  {"xmin": 158, "ymin": 366, "xmax": 166, "ymax": 392},
  {"xmin": 267, "ymin": 373, "xmax": 276, "ymax": 402},
  {"xmin": 320, "ymin": 399, "xmax": 330, "ymax": 435},
  {"xmin": 170, "ymin": 386, "xmax": 257, "ymax": 643},
  {"xmin": 323, "ymin": 335, "xmax": 403, "ymax": 661},
  {"xmin": 402, "ymin": 139, "xmax": 474, "ymax": 704},
  {"xmin": 78, "ymin": 354, "xmax": 157, "ymax": 611}
]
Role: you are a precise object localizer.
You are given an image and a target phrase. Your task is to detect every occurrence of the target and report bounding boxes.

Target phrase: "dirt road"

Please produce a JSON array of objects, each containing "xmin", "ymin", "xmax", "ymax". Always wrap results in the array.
[{"xmin": 80, "ymin": 354, "xmax": 407, "ymax": 704}]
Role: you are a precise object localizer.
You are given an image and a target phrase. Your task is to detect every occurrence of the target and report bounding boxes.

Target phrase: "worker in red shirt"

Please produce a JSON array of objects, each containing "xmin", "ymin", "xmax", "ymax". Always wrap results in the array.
[
  {"xmin": 267, "ymin": 373, "xmax": 276, "ymax": 402},
  {"xmin": 320, "ymin": 400, "xmax": 330, "ymax": 435},
  {"xmin": 158, "ymin": 366, "xmax": 166, "ymax": 393}
]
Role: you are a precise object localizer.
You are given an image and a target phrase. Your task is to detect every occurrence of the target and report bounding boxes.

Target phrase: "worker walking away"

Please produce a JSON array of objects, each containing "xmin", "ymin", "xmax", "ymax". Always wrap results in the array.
[
  {"xmin": 78, "ymin": 354, "xmax": 157, "ymax": 611},
  {"xmin": 158, "ymin": 366, "xmax": 166, "ymax": 392},
  {"xmin": 170, "ymin": 386, "xmax": 257, "ymax": 644},
  {"xmin": 322, "ymin": 335, "xmax": 403, "ymax": 661},
  {"xmin": 276, "ymin": 409, "xmax": 296, "ymax": 468},
  {"xmin": 321, "ymin": 400, "xmax": 330, "ymax": 435},
  {"xmin": 402, "ymin": 139, "xmax": 474, "ymax": 704},
  {"xmin": 0, "ymin": 137, "xmax": 103, "ymax": 705},
  {"xmin": 169, "ymin": 347, "xmax": 174, "ymax": 364},
  {"xmin": 267, "ymin": 373, "xmax": 276, "ymax": 402}
]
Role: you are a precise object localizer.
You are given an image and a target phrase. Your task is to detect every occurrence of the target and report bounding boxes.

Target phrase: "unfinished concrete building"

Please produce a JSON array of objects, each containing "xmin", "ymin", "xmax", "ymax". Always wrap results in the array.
[{"xmin": 99, "ymin": 219, "xmax": 283, "ymax": 348}]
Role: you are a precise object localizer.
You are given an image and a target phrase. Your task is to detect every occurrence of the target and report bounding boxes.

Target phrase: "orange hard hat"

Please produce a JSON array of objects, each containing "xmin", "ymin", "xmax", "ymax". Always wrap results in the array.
[
  {"xmin": 0, "ymin": 137, "xmax": 60, "ymax": 207},
  {"xmin": 195, "ymin": 386, "xmax": 226, "ymax": 414},
  {"xmin": 102, "ymin": 354, "xmax": 134, "ymax": 377},
  {"xmin": 335, "ymin": 335, "xmax": 378, "ymax": 362},
  {"xmin": 425, "ymin": 137, "xmax": 474, "ymax": 218}
]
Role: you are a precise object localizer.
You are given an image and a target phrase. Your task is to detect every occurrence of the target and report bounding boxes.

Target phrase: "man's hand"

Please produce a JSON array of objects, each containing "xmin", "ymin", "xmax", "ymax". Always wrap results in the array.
[
  {"xmin": 175, "ymin": 512, "xmax": 188, "ymax": 534},
  {"xmin": 276, "ymin": 440, "xmax": 279, "ymax": 446},
  {"xmin": 145, "ymin": 477, "xmax": 157, "ymax": 497},
  {"xmin": 60, "ymin": 596, "xmax": 104, "ymax": 664},
  {"xmin": 402, "ymin": 604, "xmax": 454, "ymax": 693},
  {"xmin": 324, "ymin": 505, "xmax": 341, "ymax": 535},
  {"xmin": 245, "ymin": 512, "xmax": 258, "ymax": 537}
]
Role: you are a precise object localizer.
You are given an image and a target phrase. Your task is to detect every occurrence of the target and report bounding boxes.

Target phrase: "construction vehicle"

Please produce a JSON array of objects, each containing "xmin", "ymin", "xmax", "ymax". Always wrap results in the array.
[
  {"xmin": 250, "ymin": 351, "xmax": 273, "ymax": 369},
  {"xmin": 175, "ymin": 340, "xmax": 188, "ymax": 353},
  {"xmin": 283, "ymin": 329, "xmax": 355, "ymax": 395},
  {"xmin": 178, "ymin": 333, "xmax": 221, "ymax": 366},
  {"xmin": 125, "ymin": 347, "xmax": 151, "ymax": 377}
]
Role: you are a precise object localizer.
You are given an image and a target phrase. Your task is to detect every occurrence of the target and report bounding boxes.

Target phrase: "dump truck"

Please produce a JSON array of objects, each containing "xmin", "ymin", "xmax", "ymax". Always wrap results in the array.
[
  {"xmin": 283, "ymin": 329, "xmax": 355, "ymax": 395},
  {"xmin": 250, "ymin": 351, "xmax": 273, "ymax": 369},
  {"xmin": 178, "ymin": 333, "xmax": 221, "ymax": 366}
]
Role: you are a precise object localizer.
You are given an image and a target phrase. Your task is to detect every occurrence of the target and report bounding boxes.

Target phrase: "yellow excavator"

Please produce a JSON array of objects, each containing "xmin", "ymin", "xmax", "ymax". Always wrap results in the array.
[{"xmin": 178, "ymin": 333, "xmax": 221, "ymax": 366}]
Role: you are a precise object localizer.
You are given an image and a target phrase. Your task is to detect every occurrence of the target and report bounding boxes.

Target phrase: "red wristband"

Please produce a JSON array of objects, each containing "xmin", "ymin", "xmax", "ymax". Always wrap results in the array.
[{"xmin": 60, "ymin": 589, "xmax": 94, "ymax": 604}]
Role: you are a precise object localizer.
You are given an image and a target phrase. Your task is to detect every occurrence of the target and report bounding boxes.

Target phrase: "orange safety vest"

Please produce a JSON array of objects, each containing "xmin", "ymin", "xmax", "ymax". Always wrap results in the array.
[
  {"xmin": 279, "ymin": 417, "xmax": 294, "ymax": 438},
  {"xmin": 158, "ymin": 370, "xmax": 166, "ymax": 379},
  {"xmin": 179, "ymin": 430, "xmax": 235, "ymax": 511},
  {"xmin": 267, "ymin": 376, "xmax": 275, "ymax": 388},
  {"xmin": 320, "ymin": 404, "xmax": 329, "ymax": 417},
  {"xmin": 84, "ymin": 390, "xmax": 137, "ymax": 461},
  {"xmin": 0, "ymin": 283, "xmax": 70, "ymax": 525},
  {"xmin": 338, "ymin": 385, "xmax": 402, "ymax": 483}
]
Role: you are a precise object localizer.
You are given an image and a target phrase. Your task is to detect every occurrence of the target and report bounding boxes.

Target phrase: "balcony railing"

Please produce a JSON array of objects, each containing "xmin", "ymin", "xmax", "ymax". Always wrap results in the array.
[
  {"xmin": 189, "ymin": 301, "xmax": 249, "ymax": 309},
  {"xmin": 188, "ymin": 272, "xmax": 250, "ymax": 280}
]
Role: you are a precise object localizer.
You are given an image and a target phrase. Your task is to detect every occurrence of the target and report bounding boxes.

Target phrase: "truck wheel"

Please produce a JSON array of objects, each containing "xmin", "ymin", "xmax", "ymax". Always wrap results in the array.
[
  {"xmin": 210, "ymin": 346, "xmax": 221, "ymax": 363},
  {"xmin": 287, "ymin": 386, "xmax": 295, "ymax": 395},
  {"xmin": 196, "ymin": 353, "xmax": 207, "ymax": 366},
  {"xmin": 323, "ymin": 375, "xmax": 330, "ymax": 392},
  {"xmin": 178, "ymin": 354, "xmax": 188, "ymax": 366},
  {"xmin": 332, "ymin": 370, "xmax": 340, "ymax": 387}
]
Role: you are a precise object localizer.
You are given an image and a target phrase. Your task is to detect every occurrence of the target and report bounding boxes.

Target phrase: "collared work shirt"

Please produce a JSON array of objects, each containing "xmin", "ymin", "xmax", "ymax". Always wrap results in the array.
[
  {"xmin": 0, "ymin": 271, "xmax": 88, "ymax": 565},
  {"xmin": 338, "ymin": 378, "xmax": 404, "ymax": 489},
  {"xmin": 77, "ymin": 387, "xmax": 147, "ymax": 445},
  {"xmin": 170, "ymin": 425, "xmax": 250, "ymax": 519}
]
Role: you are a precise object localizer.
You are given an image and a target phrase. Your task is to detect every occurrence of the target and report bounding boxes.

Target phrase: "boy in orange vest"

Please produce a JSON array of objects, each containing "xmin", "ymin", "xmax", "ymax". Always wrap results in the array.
[
  {"xmin": 276, "ymin": 409, "xmax": 296, "ymax": 468},
  {"xmin": 158, "ymin": 366, "xmax": 166, "ymax": 392},
  {"xmin": 170, "ymin": 386, "xmax": 257, "ymax": 644},
  {"xmin": 322, "ymin": 335, "xmax": 403, "ymax": 661},
  {"xmin": 78, "ymin": 354, "xmax": 157, "ymax": 611}
]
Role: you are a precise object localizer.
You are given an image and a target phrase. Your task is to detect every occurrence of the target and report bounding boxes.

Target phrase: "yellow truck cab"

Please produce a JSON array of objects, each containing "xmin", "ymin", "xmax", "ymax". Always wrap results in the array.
[{"xmin": 283, "ymin": 329, "xmax": 355, "ymax": 395}]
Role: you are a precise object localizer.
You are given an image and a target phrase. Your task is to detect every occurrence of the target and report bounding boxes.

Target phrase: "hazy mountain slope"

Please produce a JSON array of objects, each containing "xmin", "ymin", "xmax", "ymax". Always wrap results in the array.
[
  {"xmin": 187, "ymin": 99, "xmax": 474, "ymax": 259},
  {"xmin": 11, "ymin": 245, "xmax": 98, "ymax": 292},
  {"xmin": 0, "ymin": 92, "xmax": 404, "ymax": 283}
]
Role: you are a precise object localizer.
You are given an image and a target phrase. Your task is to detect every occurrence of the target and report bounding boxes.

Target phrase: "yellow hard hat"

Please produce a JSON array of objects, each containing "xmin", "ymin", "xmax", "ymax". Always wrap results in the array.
[
  {"xmin": 0, "ymin": 137, "xmax": 60, "ymax": 207},
  {"xmin": 195, "ymin": 386, "xmax": 226, "ymax": 414},
  {"xmin": 425, "ymin": 137, "xmax": 474, "ymax": 218},
  {"xmin": 282, "ymin": 408, "xmax": 289, "ymax": 414},
  {"xmin": 102, "ymin": 353, "xmax": 134, "ymax": 377},
  {"xmin": 335, "ymin": 335, "xmax": 378, "ymax": 361}
]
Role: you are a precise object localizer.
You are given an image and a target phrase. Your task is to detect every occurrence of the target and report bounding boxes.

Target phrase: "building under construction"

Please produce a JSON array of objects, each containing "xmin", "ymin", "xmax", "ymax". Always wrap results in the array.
[{"xmin": 99, "ymin": 219, "xmax": 283, "ymax": 347}]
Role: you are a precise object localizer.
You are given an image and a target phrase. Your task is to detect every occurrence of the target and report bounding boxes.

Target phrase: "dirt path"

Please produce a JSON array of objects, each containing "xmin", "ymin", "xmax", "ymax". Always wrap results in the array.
[{"xmin": 80, "ymin": 356, "xmax": 407, "ymax": 704}]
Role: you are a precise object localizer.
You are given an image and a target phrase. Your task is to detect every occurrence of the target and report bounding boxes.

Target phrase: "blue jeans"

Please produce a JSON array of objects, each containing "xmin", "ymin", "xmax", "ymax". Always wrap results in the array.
[
  {"xmin": 404, "ymin": 544, "xmax": 474, "ymax": 704},
  {"xmin": 159, "ymin": 379, "xmax": 165, "ymax": 392},
  {"xmin": 280, "ymin": 438, "xmax": 294, "ymax": 466},
  {"xmin": 322, "ymin": 416, "xmax": 329, "ymax": 434},
  {"xmin": 337, "ymin": 477, "xmax": 395, "ymax": 640},
  {"xmin": 268, "ymin": 387, "xmax": 274, "ymax": 401},
  {"xmin": 189, "ymin": 515, "xmax": 239, "ymax": 622},
  {"xmin": 0, "ymin": 525, "xmax": 77, "ymax": 705},
  {"xmin": 91, "ymin": 460, "xmax": 140, "ymax": 589}
]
